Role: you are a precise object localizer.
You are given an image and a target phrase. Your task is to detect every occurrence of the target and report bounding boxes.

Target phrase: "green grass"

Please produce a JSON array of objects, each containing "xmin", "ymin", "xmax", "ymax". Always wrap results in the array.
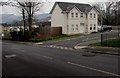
[
  {"xmin": 30, "ymin": 34, "xmax": 84, "ymax": 42},
  {"xmin": 89, "ymin": 39, "xmax": 120, "ymax": 48}
]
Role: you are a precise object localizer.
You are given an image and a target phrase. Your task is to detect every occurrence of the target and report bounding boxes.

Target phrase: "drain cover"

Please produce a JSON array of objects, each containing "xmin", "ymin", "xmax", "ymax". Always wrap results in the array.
[
  {"xmin": 82, "ymin": 54, "xmax": 96, "ymax": 57},
  {"xmin": 5, "ymin": 54, "xmax": 16, "ymax": 58}
]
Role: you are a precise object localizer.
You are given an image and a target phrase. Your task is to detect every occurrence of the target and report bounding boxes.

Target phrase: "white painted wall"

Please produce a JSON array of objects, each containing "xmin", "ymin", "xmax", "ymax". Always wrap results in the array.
[
  {"xmin": 87, "ymin": 8, "xmax": 98, "ymax": 33},
  {"xmin": 67, "ymin": 7, "xmax": 87, "ymax": 34},
  {"xmin": 51, "ymin": 4, "xmax": 67, "ymax": 34},
  {"xmin": 51, "ymin": 4, "xmax": 98, "ymax": 35},
  {"xmin": 0, "ymin": 25, "xmax": 2, "ymax": 34}
]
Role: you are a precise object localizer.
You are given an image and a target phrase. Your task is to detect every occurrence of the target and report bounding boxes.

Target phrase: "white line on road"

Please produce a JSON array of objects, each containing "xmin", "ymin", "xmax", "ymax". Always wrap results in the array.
[
  {"xmin": 5, "ymin": 54, "xmax": 16, "ymax": 58},
  {"xmin": 40, "ymin": 55, "xmax": 53, "ymax": 59},
  {"xmin": 67, "ymin": 62, "xmax": 120, "ymax": 77}
]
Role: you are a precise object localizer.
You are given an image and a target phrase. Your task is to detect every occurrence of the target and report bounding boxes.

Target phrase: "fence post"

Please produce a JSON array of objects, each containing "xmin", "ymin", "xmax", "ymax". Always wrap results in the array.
[{"xmin": 101, "ymin": 34, "xmax": 102, "ymax": 46}]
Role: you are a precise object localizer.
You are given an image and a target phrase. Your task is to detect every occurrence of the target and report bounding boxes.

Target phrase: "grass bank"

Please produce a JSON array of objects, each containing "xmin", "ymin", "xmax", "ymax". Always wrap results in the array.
[
  {"xmin": 89, "ymin": 39, "xmax": 120, "ymax": 48},
  {"xmin": 30, "ymin": 34, "xmax": 83, "ymax": 42}
]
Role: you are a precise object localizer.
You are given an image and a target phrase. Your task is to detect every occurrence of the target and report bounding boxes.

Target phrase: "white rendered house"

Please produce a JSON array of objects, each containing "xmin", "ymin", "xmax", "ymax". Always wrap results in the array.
[{"xmin": 50, "ymin": 2, "xmax": 98, "ymax": 35}]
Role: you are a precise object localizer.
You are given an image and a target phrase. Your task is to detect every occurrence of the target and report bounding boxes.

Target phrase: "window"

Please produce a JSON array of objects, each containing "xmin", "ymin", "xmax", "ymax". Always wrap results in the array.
[
  {"xmin": 67, "ymin": 25, "xmax": 69, "ymax": 31},
  {"xmin": 94, "ymin": 24, "xmax": 96, "ymax": 30},
  {"xmin": 71, "ymin": 13, "xmax": 74, "ymax": 18},
  {"xmin": 76, "ymin": 13, "xmax": 78, "ymax": 18},
  {"xmin": 80, "ymin": 23, "xmax": 84, "ymax": 26},
  {"xmin": 94, "ymin": 13, "xmax": 96, "ymax": 18},
  {"xmin": 90, "ymin": 24, "xmax": 92, "ymax": 30},
  {"xmin": 76, "ymin": 24, "xmax": 78, "ymax": 30},
  {"xmin": 80, "ymin": 13, "xmax": 83, "ymax": 17},
  {"xmin": 72, "ymin": 24, "xmax": 74, "ymax": 31},
  {"xmin": 90, "ymin": 13, "xmax": 92, "ymax": 18},
  {"xmin": 86, "ymin": 14, "xmax": 87, "ymax": 18}
]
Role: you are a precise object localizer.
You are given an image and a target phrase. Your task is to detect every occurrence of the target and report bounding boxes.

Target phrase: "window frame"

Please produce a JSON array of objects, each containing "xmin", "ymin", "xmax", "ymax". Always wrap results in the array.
[
  {"xmin": 80, "ymin": 13, "xmax": 83, "ymax": 17},
  {"xmin": 90, "ymin": 13, "xmax": 92, "ymax": 18},
  {"xmin": 90, "ymin": 24, "xmax": 92, "ymax": 30},
  {"xmin": 94, "ymin": 13, "xmax": 96, "ymax": 18},
  {"xmin": 71, "ymin": 13, "xmax": 74, "ymax": 18},
  {"xmin": 76, "ymin": 13, "xmax": 78, "ymax": 18}
]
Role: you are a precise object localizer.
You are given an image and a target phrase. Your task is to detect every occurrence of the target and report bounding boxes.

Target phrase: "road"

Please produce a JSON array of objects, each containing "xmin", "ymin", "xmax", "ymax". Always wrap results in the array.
[
  {"xmin": 42, "ymin": 30, "xmax": 119, "ymax": 47},
  {"xmin": 2, "ymin": 41, "xmax": 120, "ymax": 77}
]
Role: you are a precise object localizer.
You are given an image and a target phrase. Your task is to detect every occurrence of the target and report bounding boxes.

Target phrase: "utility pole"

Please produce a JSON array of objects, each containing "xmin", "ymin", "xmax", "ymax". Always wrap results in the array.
[
  {"xmin": 101, "ymin": 10, "xmax": 103, "ymax": 32},
  {"xmin": 22, "ymin": 8, "xmax": 26, "ymax": 41}
]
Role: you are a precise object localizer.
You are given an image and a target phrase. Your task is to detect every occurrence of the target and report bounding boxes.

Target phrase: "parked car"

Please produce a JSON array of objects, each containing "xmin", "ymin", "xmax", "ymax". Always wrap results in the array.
[{"xmin": 98, "ymin": 26, "xmax": 112, "ymax": 31}]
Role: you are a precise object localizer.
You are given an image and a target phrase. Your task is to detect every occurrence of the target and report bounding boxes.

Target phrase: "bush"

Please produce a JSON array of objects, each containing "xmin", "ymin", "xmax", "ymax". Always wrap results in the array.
[{"xmin": 10, "ymin": 29, "xmax": 29, "ymax": 41}]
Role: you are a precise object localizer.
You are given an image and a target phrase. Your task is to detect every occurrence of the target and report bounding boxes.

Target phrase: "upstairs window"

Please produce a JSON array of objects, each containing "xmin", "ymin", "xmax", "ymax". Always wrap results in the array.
[
  {"xmin": 94, "ymin": 13, "xmax": 96, "ymax": 18},
  {"xmin": 71, "ymin": 13, "xmax": 74, "ymax": 18},
  {"xmin": 76, "ymin": 13, "xmax": 78, "ymax": 18},
  {"xmin": 90, "ymin": 13, "xmax": 92, "ymax": 18},
  {"xmin": 80, "ymin": 13, "xmax": 83, "ymax": 17}
]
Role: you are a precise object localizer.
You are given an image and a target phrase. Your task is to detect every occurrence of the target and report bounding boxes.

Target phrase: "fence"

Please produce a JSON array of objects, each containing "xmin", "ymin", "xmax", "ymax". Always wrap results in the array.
[
  {"xmin": 101, "ymin": 32, "xmax": 120, "ymax": 46},
  {"xmin": 33, "ymin": 27, "xmax": 62, "ymax": 37},
  {"xmin": 112, "ymin": 26, "xmax": 120, "ymax": 30}
]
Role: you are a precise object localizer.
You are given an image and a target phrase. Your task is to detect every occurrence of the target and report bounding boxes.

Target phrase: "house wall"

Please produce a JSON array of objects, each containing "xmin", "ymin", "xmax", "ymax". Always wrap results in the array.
[
  {"xmin": 51, "ymin": 4, "xmax": 66, "ymax": 34},
  {"xmin": 87, "ymin": 9, "xmax": 98, "ymax": 33},
  {"xmin": 2, "ymin": 26, "xmax": 10, "ymax": 32},
  {"xmin": 51, "ymin": 4, "xmax": 98, "ymax": 35},
  {"xmin": 0, "ymin": 25, "xmax": 2, "ymax": 34},
  {"xmin": 67, "ymin": 7, "xmax": 87, "ymax": 35}
]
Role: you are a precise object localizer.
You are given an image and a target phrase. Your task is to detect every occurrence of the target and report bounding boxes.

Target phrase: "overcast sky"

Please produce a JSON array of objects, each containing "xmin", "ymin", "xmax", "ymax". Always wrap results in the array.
[{"xmin": 0, "ymin": 0, "xmax": 112, "ymax": 15}]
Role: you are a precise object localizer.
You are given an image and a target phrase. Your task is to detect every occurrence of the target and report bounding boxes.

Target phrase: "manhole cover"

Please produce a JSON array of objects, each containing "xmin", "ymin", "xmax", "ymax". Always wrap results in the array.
[{"xmin": 82, "ymin": 54, "xmax": 96, "ymax": 57}]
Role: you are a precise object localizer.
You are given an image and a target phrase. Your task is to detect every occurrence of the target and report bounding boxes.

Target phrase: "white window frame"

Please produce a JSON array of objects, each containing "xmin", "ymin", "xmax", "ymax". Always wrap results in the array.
[
  {"xmin": 94, "ymin": 13, "xmax": 96, "ymax": 18},
  {"xmin": 90, "ymin": 13, "xmax": 92, "ymax": 18},
  {"xmin": 94, "ymin": 24, "xmax": 96, "ymax": 30},
  {"xmin": 80, "ymin": 13, "xmax": 83, "ymax": 17},
  {"xmin": 71, "ymin": 24, "xmax": 74, "ymax": 31},
  {"xmin": 90, "ymin": 24, "xmax": 92, "ymax": 30},
  {"xmin": 71, "ymin": 13, "xmax": 74, "ymax": 18},
  {"xmin": 76, "ymin": 13, "xmax": 78, "ymax": 18},
  {"xmin": 76, "ymin": 24, "xmax": 78, "ymax": 30}
]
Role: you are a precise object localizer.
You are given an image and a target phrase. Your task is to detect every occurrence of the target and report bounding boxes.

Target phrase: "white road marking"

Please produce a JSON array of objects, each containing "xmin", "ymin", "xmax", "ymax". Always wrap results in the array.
[
  {"xmin": 64, "ymin": 47, "xmax": 68, "ymax": 50},
  {"xmin": 60, "ymin": 47, "xmax": 64, "ymax": 49},
  {"xmin": 40, "ymin": 55, "xmax": 53, "ymax": 59},
  {"xmin": 56, "ymin": 47, "xmax": 60, "ymax": 49},
  {"xmin": 68, "ymin": 62, "xmax": 120, "ymax": 77},
  {"xmin": 69, "ymin": 48, "xmax": 73, "ymax": 50},
  {"xmin": 5, "ymin": 54, "xmax": 16, "ymax": 58}
]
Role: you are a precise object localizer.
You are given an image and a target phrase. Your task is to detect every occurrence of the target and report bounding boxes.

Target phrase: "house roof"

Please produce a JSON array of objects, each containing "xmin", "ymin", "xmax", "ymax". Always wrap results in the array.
[
  {"xmin": 0, "ymin": 23, "xmax": 10, "ymax": 27},
  {"xmin": 50, "ymin": 2, "xmax": 93, "ymax": 14}
]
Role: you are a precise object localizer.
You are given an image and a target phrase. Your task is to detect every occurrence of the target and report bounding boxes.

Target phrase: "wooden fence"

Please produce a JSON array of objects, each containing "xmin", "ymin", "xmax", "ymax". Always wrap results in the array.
[
  {"xmin": 33, "ymin": 26, "xmax": 62, "ymax": 37},
  {"xmin": 112, "ymin": 26, "xmax": 120, "ymax": 30}
]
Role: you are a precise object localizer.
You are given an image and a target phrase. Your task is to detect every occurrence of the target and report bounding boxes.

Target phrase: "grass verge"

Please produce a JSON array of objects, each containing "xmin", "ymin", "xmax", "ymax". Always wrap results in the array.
[
  {"xmin": 30, "ymin": 34, "xmax": 84, "ymax": 42},
  {"xmin": 89, "ymin": 39, "xmax": 120, "ymax": 48}
]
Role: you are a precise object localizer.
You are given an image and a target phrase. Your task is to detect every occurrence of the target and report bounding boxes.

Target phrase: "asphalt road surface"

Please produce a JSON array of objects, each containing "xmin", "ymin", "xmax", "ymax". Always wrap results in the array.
[
  {"xmin": 43, "ymin": 30, "xmax": 119, "ymax": 47},
  {"xmin": 2, "ymin": 41, "xmax": 120, "ymax": 77}
]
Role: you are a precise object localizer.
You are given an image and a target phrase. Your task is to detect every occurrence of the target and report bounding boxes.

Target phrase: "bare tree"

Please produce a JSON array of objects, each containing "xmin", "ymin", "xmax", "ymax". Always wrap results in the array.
[
  {"xmin": 0, "ymin": 0, "xmax": 44, "ymax": 38},
  {"xmin": 92, "ymin": 0, "xmax": 120, "ymax": 26}
]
